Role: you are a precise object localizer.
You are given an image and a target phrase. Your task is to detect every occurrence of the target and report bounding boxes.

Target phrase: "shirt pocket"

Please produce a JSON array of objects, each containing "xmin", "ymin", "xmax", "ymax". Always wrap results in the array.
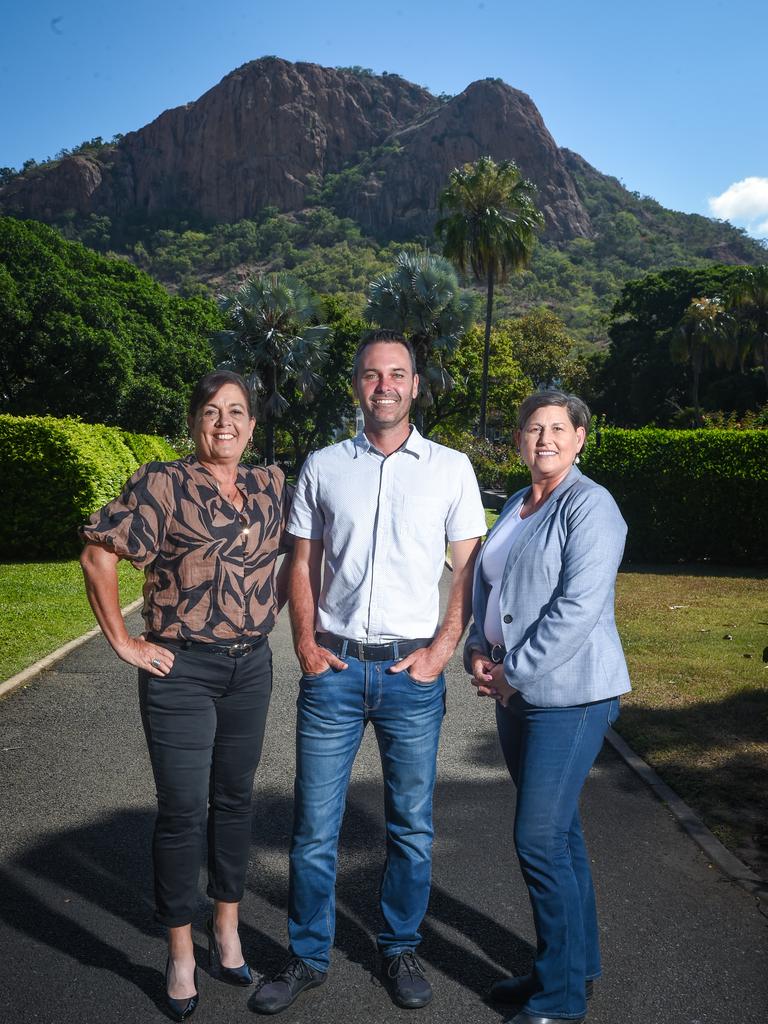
[{"xmin": 401, "ymin": 496, "xmax": 446, "ymax": 536}]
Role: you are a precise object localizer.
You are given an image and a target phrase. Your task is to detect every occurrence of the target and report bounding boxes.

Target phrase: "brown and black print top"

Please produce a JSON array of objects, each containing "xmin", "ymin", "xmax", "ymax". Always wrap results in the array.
[{"xmin": 80, "ymin": 456, "xmax": 290, "ymax": 642}]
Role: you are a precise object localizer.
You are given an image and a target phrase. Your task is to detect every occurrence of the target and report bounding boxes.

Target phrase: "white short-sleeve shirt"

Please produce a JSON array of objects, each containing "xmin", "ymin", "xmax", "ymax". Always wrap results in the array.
[{"xmin": 287, "ymin": 427, "xmax": 487, "ymax": 641}]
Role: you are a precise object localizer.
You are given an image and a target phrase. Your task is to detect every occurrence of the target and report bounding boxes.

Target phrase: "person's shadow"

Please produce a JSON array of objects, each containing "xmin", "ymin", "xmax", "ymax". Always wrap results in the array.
[{"xmin": 1, "ymin": 773, "xmax": 532, "ymax": 1017}]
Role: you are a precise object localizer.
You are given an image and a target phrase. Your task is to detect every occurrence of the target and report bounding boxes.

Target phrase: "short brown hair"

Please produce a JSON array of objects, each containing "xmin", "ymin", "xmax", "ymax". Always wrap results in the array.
[
  {"xmin": 352, "ymin": 330, "xmax": 417, "ymax": 377},
  {"xmin": 517, "ymin": 389, "xmax": 591, "ymax": 438}
]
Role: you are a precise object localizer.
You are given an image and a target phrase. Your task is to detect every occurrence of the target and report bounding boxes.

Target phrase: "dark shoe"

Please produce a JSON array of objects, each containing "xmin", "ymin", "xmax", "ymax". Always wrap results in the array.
[
  {"xmin": 505, "ymin": 1013, "xmax": 586, "ymax": 1024},
  {"xmin": 165, "ymin": 958, "xmax": 199, "ymax": 1022},
  {"xmin": 249, "ymin": 957, "xmax": 326, "ymax": 1015},
  {"xmin": 206, "ymin": 917, "xmax": 254, "ymax": 986},
  {"xmin": 383, "ymin": 951, "xmax": 433, "ymax": 1009},
  {"xmin": 490, "ymin": 974, "xmax": 593, "ymax": 1006}
]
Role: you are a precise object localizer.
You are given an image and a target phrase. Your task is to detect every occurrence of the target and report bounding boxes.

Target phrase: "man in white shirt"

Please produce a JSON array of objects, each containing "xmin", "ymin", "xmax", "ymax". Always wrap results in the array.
[{"xmin": 251, "ymin": 331, "xmax": 486, "ymax": 1014}]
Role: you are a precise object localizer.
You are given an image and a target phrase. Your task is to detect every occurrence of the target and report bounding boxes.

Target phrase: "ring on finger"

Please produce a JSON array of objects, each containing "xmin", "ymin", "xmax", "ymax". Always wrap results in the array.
[{"xmin": 150, "ymin": 658, "xmax": 161, "ymax": 669}]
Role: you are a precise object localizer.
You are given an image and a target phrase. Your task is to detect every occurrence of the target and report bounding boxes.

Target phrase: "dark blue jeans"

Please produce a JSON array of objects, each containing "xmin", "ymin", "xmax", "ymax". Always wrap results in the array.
[
  {"xmin": 139, "ymin": 641, "xmax": 272, "ymax": 927},
  {"xmin": 496, "ymin": 692, "xmax": 620, "ymax": 1020},
  {"xmin": 288, "ymin": 654, "xmax": 446, "ymax": 972}
]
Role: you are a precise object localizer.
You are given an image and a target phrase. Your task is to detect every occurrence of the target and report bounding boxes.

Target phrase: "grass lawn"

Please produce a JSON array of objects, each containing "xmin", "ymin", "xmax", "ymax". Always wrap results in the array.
[
  {"xmin": 614, "ymin": 566, "xmax": 768, "ymax": 879},
  {"xmin": 0, "ymin": 560, "xmax": 145, "ymax": 682}
]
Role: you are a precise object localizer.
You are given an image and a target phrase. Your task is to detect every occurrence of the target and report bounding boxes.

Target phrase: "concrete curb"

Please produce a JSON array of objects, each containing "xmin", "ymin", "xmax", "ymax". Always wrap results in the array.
[
  {"xmin": 0, "ymin": 598, "xmax": 144, "ymax": 702},
  {"xmin": 605, "ymin": 727, "xmax": 767, "ymax": 903}
]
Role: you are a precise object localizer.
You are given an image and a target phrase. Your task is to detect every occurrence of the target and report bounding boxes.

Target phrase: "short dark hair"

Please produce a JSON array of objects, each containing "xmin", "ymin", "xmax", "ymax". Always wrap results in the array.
[
  {"xmin": 517, "ymin": 389, "xmax": 591, "ymax": 438},
  {"xmin": 188, "ymin": 370, "xmax": 254, "ymax": 419},
  {"xmin": 352, "ymin": 330, "xmax": 417, "ymax": 377}
]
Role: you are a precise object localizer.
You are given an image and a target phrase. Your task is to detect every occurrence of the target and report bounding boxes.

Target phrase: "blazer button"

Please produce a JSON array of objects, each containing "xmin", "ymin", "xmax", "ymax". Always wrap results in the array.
[{"xmin": 503, "ymin": 614, "xmax": 513, "ymax": 624}]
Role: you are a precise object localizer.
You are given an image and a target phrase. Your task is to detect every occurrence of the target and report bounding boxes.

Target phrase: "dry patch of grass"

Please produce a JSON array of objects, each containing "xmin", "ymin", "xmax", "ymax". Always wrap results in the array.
[{"xmin": 615, "ymin": 566, "xmax": 768, "ymax": 878}]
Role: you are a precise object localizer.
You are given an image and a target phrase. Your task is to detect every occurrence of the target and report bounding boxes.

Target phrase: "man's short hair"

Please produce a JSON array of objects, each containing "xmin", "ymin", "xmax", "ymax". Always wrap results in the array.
[{"xmin": 352, "ymin": 330, "xmax": 418, "ymax": 377}]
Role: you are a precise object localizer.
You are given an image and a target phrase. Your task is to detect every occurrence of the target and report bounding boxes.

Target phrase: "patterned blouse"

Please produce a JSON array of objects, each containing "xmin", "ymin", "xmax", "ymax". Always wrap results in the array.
[{"xmin": 80, "ymin": 456, "xmax": 290, "ymax": 643}]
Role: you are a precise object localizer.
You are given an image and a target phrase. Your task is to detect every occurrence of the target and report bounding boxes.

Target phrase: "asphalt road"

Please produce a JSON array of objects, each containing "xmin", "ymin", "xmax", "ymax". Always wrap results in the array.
[{"xmin": 1, "ymin": 573, "xmax": 767, "ymax": 1024}]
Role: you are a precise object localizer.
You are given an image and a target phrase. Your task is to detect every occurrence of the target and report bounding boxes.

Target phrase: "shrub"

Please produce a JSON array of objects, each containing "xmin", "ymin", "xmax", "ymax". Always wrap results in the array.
[
  {"xmin": 120, "ymin": 430, "xmax": 179, "ymax": 464},
  {"xmin": 506, "ymin": 428, "xmax": 768, "ymax": 564},
  {"xmin": 0, "ymin": 415, "xmax": 177, "ymax": 559},
  {"xmin": 434, "ymin": 430, "xmax": 521, "ymax": 490}
]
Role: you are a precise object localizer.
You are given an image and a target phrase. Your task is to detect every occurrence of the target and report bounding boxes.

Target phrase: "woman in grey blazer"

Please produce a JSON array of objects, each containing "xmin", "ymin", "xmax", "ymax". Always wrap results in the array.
[{"xmin": 465, "ymin": 390, "xmax": 630, "ymax": 1024}]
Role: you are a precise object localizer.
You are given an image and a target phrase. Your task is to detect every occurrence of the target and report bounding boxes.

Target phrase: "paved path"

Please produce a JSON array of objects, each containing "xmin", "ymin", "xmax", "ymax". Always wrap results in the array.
[{"xmin": 1, "ymin": 574, "xmax": 767, "ymax": 1024}]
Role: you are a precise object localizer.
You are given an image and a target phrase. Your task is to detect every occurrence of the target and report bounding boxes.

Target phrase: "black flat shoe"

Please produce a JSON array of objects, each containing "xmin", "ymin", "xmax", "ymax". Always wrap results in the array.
[
  {"xmin": 249, "ymin": 956, "xmax": 326, "ymax": 1015},
  {"xmin": 165, "ymin": 958, "xmax": 199, "ymax": 1022},
  {"xmin": 383, "ymin": 950, "xmax": 433, "ymax": 1009},
  {"xmin": 206, "ymin": 917, "xmax": 254, "ymax": 986}
]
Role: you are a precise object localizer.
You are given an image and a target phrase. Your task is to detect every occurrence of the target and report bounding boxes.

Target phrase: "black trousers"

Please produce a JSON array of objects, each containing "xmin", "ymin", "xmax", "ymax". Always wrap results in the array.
[{"xmin": 138, "ymin": 640, "xmax": 272, "ymax": 927}]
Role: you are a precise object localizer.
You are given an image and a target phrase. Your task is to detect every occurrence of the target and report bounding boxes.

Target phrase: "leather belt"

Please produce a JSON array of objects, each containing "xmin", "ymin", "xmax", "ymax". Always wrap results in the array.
[
  {"xmin": 150, "ymin": 635, "xmax": 267, "ymax": 658},
  {"xmin": 316, "ymin": 632, "xmax": 432, "ymax": 663}
]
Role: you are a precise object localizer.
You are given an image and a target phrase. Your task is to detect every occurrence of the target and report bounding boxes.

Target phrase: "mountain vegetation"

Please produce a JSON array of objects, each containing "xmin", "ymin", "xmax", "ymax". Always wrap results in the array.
[{"xmin": 1, "ymin": 58, "xmax": 766, "ymax": 437}]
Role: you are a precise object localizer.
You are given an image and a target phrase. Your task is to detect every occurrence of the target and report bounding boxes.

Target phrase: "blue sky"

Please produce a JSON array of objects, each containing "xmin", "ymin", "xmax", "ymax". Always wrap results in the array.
[{"xmin": 2, "ymin": 0, "xmax": 767, "ymax": 236}]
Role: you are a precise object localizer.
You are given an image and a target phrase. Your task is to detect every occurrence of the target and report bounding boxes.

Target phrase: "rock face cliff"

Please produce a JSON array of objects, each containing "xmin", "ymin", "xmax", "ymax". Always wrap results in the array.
[{"xmin": 1, "ymin": 57, "xmax": 592, "ymax": 240}]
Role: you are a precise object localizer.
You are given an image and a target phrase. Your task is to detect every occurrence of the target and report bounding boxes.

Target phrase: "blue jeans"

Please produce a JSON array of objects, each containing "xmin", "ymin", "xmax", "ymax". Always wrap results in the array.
[
  {"xmin": 288, "ymin": 653, "xmax": 446, "ymax": 972},
  {"xmin": 496, "ymin": 692, "xmax": 620, "ymax": 1020}
]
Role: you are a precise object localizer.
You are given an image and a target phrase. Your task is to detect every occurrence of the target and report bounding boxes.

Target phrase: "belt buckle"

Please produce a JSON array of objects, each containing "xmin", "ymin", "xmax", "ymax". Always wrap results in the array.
[
  {"xmin": 227, "ymin": 642, "xmax": 249, "ymax": 658},
  {"xmin": 490, "ymin": 643, "xmax": 505, "ymax": 664}
]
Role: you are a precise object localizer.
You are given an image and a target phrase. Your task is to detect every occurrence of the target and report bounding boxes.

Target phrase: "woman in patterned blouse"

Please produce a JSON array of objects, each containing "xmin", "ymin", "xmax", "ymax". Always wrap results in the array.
[{"xmin": 80, "ymin": 370, "xmax": 291, "ymax": 1021}]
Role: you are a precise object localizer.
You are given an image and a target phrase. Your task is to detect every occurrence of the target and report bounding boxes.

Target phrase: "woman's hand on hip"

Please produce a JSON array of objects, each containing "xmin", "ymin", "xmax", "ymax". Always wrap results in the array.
[{"xmin": 114, "ymin": 636, "xmax": 175, "ymax": 676}]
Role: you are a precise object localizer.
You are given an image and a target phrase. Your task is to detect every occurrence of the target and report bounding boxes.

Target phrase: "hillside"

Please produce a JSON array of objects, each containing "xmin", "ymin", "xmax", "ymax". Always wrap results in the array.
[{"xmin": 1, "ymin": 57, "xmax": 764, "ymax": 346}]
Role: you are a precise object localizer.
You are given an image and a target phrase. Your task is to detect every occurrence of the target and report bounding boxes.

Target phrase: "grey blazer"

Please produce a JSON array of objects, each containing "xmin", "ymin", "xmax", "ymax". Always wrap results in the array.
[{"xmin": 464, "ymin": 466, "xmax": 631, "ymax": 707}]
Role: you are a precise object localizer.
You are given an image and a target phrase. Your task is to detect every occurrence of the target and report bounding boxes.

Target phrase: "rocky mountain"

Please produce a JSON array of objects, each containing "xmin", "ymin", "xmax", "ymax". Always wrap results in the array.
[{"xmin": 2, "ymin": 57, "xmax": 593, "ymax": 242}]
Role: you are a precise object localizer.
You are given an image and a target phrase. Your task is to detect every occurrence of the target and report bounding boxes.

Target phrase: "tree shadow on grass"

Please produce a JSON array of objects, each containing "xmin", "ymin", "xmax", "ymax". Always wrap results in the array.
[{"xmin": 616, "ymin": 687, "xmax": 768, "ymax": 877}]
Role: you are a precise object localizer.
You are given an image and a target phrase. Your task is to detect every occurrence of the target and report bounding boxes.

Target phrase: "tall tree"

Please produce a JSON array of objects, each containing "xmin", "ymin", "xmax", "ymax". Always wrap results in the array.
[
  {"xmin": 671, "ymin": 296, "xmax": 726, "ymax": 426},
  {"xmin": 425, "ymin": 323, "xmax": 531, "ymax": 438},
  {"xmin": 498, "ymin": 308, "xmax": 588, "ymax": 392},
  {"xmin": 365, "ymin": 249, "xmax": 474, "ymax": 431},
  {"xmin": 727, "ymin": 265, "xmax": 768, "ymax": 386},
  {"xmin": 435, "ymin": 156, "xmax": 543, "ymax": 438},
  {"xmin": 215, "ymin": 273, "xmax": 330, "ymax": 464}
]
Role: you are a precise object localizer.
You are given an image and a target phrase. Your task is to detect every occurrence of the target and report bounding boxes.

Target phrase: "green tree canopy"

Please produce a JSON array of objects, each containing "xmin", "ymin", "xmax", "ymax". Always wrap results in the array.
[
  {"xmin": 365, "ymin": 248, "xmax": 475, "ymax": 430},
  {"xmin": 727, "ymin": 264, "xmax": 768, "ymax": 386},
  {"xmin": 425, "ymin": 322, "xmax": 531, "ymax": 438},
  {"xmin": 598, "ymin": 265, "xmax": 766, "ymax": 425},
  {"xmin": 214, "ymin": 273, "xmax": 331, "ymax": 464},
  {"xmin": 497, "ymin": 308, "xmax": 588, "ymax": 393},
  {"xmin": 0, "ymin": 216, "xmax": 217, "ymax": 433}
]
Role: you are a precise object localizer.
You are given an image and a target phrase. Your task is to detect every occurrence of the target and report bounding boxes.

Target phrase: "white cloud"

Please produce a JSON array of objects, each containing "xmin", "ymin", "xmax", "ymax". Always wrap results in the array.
[{"xmin": 708, "ymin": 177, "xmax": 768, "ymax": 238}]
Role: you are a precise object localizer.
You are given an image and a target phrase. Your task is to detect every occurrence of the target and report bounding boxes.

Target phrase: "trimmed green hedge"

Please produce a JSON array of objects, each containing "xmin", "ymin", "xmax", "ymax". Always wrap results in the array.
[
  {"xmin": 0, "ymin": 415, "xmax": 178, "ymax": 559},
  {"xmin": 505, "ymin": 428, "xmax": 768, "ymax": 564},
  {"xmin": 120, "ymin": 430, "xmax": 179, "ymax": 465}
]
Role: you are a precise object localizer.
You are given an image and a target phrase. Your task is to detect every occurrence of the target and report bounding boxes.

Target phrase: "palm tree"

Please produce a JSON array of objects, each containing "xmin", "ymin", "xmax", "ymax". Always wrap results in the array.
[
  {"xmin": 726, "ymin": 265, "xmax": 768, "ymax": 387},
  {"xmin": 214, "ymin": 273, "xmax": 330, "ymax": 463},
  {"xmin": 671, "ymin": 296, "xmax": 725, "ymax": 425},
  {"xmin": 435, "ymin": 156, "xmax": 543, "ymax": 438},
  {"xmin": 365, "ymin": 249, "xmax": 474, "ymax": 432}
]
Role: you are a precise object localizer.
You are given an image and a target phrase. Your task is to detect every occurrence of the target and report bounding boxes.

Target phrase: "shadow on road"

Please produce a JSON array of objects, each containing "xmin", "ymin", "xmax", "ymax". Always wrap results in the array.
[{"xmin": 1, "ymin": 776, "xmax": 532, "ymax": 1009}]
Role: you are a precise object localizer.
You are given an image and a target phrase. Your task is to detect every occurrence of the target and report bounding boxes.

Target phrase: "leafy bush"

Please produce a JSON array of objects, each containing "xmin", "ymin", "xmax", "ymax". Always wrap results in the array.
[
  {"xmin": 505, "ymin": 428, "xmax": 768, "ymax": 564},
  {"xmin": 439, "ymin": 430, "xmax": 522, "ymax": 489},
  {"xmin": 120, "ymin": 430, "xmax": 179, "ymax": 465},
  {"xmin": 0, "ymin": 415, "xmax": 177, "ymax": 559}
]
